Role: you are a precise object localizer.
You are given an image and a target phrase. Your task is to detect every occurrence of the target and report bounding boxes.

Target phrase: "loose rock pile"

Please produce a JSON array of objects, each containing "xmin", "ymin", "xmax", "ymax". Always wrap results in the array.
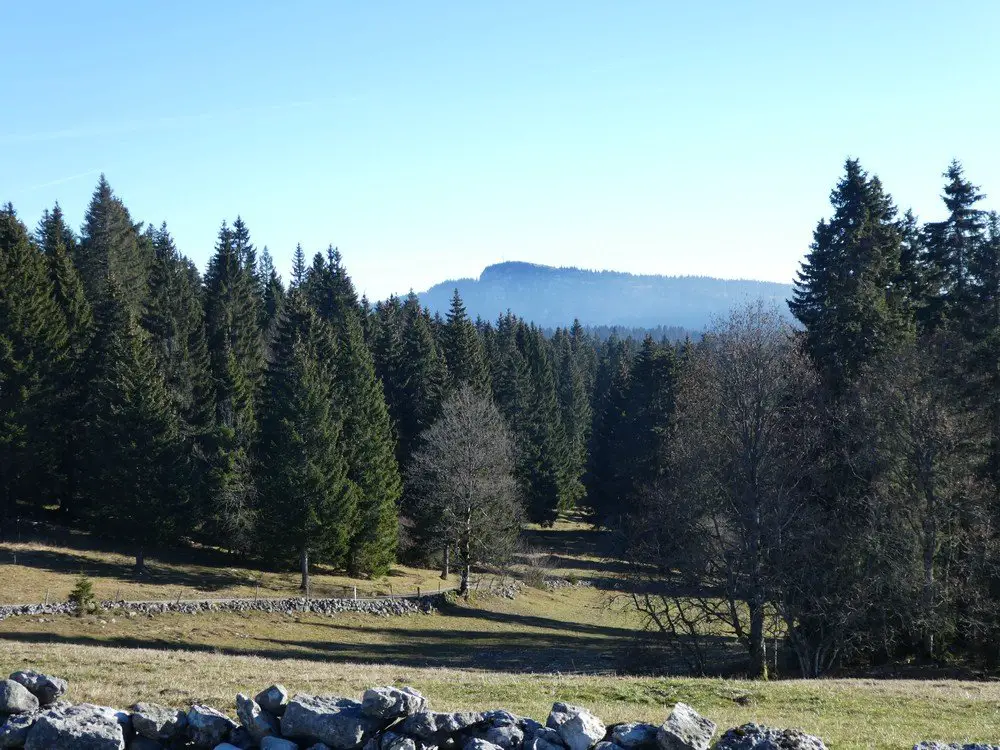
[
  {"xmin": 0, "ymin": 594, "xmax": 443, "ymax": 623},
  {"xmin": 0, "ymin": 670, "xmax": 840, "ymax": 750}
]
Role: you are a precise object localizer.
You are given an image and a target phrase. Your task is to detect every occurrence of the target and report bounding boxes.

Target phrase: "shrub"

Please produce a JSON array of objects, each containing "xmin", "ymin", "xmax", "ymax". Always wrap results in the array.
[{"xmin": 69, "ymin": 573, "xmax": 96, "ymax": 616}]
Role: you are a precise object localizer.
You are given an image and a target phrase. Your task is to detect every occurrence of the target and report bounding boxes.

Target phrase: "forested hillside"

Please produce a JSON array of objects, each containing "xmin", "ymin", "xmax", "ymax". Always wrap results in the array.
[
  {"xmin": 3, "ymin": 156, "xmax": 1000, "ymax": 676},
  {"xmin": 419, "ymin": 261, "xmax": 793, "ymax": 329}
]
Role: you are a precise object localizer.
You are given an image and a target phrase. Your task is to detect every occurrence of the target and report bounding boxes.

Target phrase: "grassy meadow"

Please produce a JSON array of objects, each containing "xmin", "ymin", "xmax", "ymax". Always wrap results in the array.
[{"xmin": 2, "ymin": 519, "xmax": 1000, "ymax": 749}]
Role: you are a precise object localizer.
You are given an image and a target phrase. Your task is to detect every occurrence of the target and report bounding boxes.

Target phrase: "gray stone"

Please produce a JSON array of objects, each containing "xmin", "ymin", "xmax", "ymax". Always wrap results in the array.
[
  {"xmin": 9, "ymin": 671, "xmax": 67, "ymax": 706},
  {"xmin": 362, "ymin": 687, "xmax": 427, "ymax": 720},
  {"xmin": 714, "ymin": 724, "xmax": 827, "ymax": 750},
  {"xmin": 211, "ymin": 745, "xmax": 242, "ymax": 750},
  {"xmin": 126, "ymin": 738, "xmax": 162, "ymax": 750},
  {"xmin": 24, "ymin": 704, "xmax": 125, "ymax": 750},
  {"xmin": 0, "ymin": 683, "xmax": 38, "ymax": 715},
  {"xmin": 611, "ymin": 724, "xmax": 658, "ymax": 749},
  {"xmin": 262, "ymin": 737, "xmax": 301, "ymax": 750},
  {"xmin": 236, "ymin": 693, "xmax": 279, "ymax": 741},
  {"xmin": 656, "ymin": 704, "xmax": 715, "ymax": 750},
  {"xmin": 465, "ymin": 740, "xmax": 504, "ymax": 750},
  {"xmin": 484, "ymin": 723, "xmax": 525, "ymax": 750},
  {"xmin": 256, "ymin": 685, "xmax": 291, "ymax": 717},
  {"xmin": 307, "ymin": 745, "xmax": 336, "ymax": 750},
  {"xmin": 281, "ymin": 695, "xmax": 383, "ymax": 749},
  {"xmin": 186, "ymin": 705, "xmax": 236, "ymax": 748},
  {"xmin": 594, "ymin": 743, "xmax": 626, "ymax": 750},
  {"xmin": 527, "ymin": 727, "xmax": 566, "ymax": 750},
  {"xmin": 364, "ymin": 730, "xmax": 419, "ymax": 750},
  {"xmin": 130, "ymin": 702, "xmax": 186, "ymax": 741},
  {"xmin": 557, "ymin": 709, "xmax": 606, "ymax": 750},
  {"xmin": 547, "ymin": 705, "xmax": 582, "ymax": 731},
  {"xmin": 401, "ymin": 711, "xmax": 485, "ymax": 742},
  {"xmin": 228, "ymin": 725, "xmax": 256, "ymax": 749},
  {"xmin": 0, "ymin": 712, "xmax": 36, "ymax": 747}
]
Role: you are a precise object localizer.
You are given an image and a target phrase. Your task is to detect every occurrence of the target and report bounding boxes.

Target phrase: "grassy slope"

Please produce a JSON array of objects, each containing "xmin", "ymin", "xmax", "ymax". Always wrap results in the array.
[
  {"xmin": 3, "ymin": 520, "xmax": 1000, "ymax": 748},
  {"xmin": 2, "ymin": 641, "xmax": 999, "ymax": 750}
]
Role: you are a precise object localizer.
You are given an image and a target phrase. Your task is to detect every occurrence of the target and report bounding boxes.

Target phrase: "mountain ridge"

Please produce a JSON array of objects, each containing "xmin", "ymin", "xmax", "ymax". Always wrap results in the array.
[{"xmin": 418, "ymin": 261, "xmax": 794, "ymax": 330}]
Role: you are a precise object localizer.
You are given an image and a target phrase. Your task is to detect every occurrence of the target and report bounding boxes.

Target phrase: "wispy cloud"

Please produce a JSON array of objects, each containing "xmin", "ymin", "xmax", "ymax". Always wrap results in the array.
[{"xmin": 0, "ymin": 97, "xmax": 336, "ymax": 146}]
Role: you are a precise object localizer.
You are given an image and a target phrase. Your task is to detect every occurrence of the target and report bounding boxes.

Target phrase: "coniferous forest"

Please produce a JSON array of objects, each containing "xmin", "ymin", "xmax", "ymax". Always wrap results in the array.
[{"xmin": 4, "ymin": 157, "xmax": 1000, "ymax": 675}]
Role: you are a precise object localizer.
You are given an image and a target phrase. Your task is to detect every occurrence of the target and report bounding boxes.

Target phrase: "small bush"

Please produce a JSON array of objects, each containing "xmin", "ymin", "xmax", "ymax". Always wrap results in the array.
[{"xmin": 69, "ymin": 572, "xmax": 96, "ymax": 616}]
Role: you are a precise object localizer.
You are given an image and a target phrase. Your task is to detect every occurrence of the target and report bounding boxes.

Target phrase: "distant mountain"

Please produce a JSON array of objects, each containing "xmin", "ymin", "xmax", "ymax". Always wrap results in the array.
[{"xmin": 418, "ymin": 261, "xmax": 794, "ymax": 331}]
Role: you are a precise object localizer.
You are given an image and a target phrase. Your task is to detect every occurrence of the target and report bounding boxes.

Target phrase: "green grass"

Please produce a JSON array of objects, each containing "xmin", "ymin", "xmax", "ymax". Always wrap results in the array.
[
  {"xmin": 2, "ymin": 641, "xmax": 999, "ymax": 749},
  {"xmin": 4, "ymin": 518, "xmax": 1000, "ymax": 748}
]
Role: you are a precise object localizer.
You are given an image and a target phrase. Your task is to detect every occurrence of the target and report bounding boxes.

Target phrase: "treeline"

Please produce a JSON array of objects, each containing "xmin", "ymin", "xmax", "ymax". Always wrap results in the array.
[
  {"xmin": 0, "ymin": 177, "xmax": 595, "ymax": 582},
  {"xmin": 595, "ymin": 159, "xmax": 1000, "ymax": 677}
]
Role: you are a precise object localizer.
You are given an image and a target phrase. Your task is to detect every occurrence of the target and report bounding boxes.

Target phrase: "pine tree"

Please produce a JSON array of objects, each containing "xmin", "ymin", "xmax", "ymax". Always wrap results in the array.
[
  {"xmin": 259, "ymin": 247, "xmax": 285, "ymax": 331},
  {"xmin": 924, "ymin": 161, "xmax": 987, "ymax": 331},
  {"xmin": 83, "ymin": 285, "xmax": 184, "ymax": 572},
  {"xmin": 554, "ymin": 330, "xmax": 592, "ymax": 511},
  {"xmin": 291, "ymin": 243, "xmax": 307, "ymax": 289},
  {"xmin": 0, "ymin": 205, "xmax": 68, "ymax": 528},
  {"xmin": 36, "ymin": 205, "xmax": 94, "ymax": 516},
  {"xmin": 618, "ymin": 336, "xmax": 677, "ymax": 501},
  {"xmin": 395, "ymin": 294, "xmax": 448, "ymax": 467},
  {"xmin": 303, "ymin": 250, "xmax": 401, "ymax": 576},
  {"xmin": 586, "ymin": 337, "xmax": 634, "ymax": 524},
  {"xmin": 257, "ymin": 292, "xmax": 355, "ymax": 588},
  {"xmin": 77, "ymin": 175, "xmax": 150, "ymax": 317},
  {"xmin": 790, "ymin": 159, "xmax": 911, "ymax": 387},
  {"xmin": 897, "ymin": 209, "xmax": 933, "ymax": 332},
  {"xmin": 203, "ymin": 221, "xmax": 263, "ymax": 551},
  {"xmin": 969, "ymin": 212, "xmax": 1000, "ymax": 490},
  {"xmin": 443, "ymin": 289, "xmax": 490, "ymax": 394}
]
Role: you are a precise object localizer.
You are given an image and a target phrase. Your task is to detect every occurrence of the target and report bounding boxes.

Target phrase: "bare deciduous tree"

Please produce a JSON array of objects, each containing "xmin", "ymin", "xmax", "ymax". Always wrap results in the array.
[
  {"xmin": 623, "ymin": 302, "xmax": 820, "ymax": 678},
  {"xmin": 408, "ymin": 385, "xmax": 523, "ymax": 596}
]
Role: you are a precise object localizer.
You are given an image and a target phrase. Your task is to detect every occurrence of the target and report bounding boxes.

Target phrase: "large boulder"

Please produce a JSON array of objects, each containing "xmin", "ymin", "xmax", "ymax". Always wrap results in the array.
[
  {"xmin": 611, "ymin": 724, "xmax": 658, "ymax": 749},
  {"xmin": 0, "ymin": 682, "xmax": 38, "ymax": 715},
  {"xmin": 714, "ymin": 724, "xmax": 827, "ymax": 750},
  {"xmin": 281, "ymin": 695, "xmax": 384, "ymax": 749},
  {"xmin": 9, "ymin": 671, "xmax": 67, "ymax": 707},
  {"xmin": 130, "ymin": 702, "xmax": 187, "ymax": 741},
  {"xmin": 186, "ymin": 704, "xmax": 236, "ymax": 747},
  {"xmin": 556, "ymin": 708, "xmax": 606, "ymax": 750},
  {"xmin": 363, "ymin": 730, "xmax": 419, "ymax": 750},
  {"xmin": 656, "ymin": 704, "xmax": 715, "ymax": 750},
  {"xmin": 362, "ymin": 687, "xmax": 427, "ymax": 720},
  {"xmin": 465, "ymin": 740, "xmax": 504, "ymax": 750},
  {"xmin": 236, "ymin": 693, "xmax": 279, "ymax": 742},
  {"xmin": 24, "ymin": 705, "xmax": 125, "ymax": 750},
  {"xmin": 547, "ymin": 705, "xmax": 582, "ymax": 731},
  {"xmin": 256, "ymin": 685, "xmax": 291, "ymax": 717}
]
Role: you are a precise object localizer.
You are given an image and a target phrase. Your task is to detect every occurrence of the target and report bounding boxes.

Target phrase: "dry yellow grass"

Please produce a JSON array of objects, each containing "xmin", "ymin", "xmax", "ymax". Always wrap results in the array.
[
  {"xmin": 2, "ymin": 641, "xmax": 999, "ymax": 750},
  {"xmin": 0, "ymin": 538, "xmax": 456, "ymax": 604}
]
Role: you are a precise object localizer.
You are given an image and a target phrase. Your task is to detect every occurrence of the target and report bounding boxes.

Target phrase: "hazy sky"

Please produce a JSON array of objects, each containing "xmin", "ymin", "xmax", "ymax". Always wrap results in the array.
[{"xmin": 4, "ymin": 1, "xmax": 999, "ymax": 300}]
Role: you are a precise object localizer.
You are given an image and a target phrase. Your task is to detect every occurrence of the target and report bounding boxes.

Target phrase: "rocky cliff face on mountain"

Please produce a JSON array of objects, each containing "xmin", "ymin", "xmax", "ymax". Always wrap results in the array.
[{"xmin": 418, "ymin": 263, "xmax": 793, "ymax": 330}]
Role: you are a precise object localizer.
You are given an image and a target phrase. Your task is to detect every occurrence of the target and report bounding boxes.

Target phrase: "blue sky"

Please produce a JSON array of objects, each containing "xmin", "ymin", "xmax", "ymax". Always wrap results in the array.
[{"xmin": 4, "ymin": 1, "xmax": 999, "ymax": 300}]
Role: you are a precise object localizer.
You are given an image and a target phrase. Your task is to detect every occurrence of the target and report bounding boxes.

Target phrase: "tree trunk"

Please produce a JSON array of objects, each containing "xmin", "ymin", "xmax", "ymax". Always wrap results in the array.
[
  {"xmin": 441, "ymin": 545, "xmax": 450, "ymax": 580},
  {"xmin": 300, "ymin": 547, "xmax": 310, "ymax": 594},
  {"xmin": 460, "ymin": 561, "xmax": 471, "ymax": 597},
  {"xmin": 922, "ymin": 515, "xmax": 936, "ymax": 658},
  {"xmin": 460, "ymin": 507, "xmax": 472, "ymax": 597},
  {"xmin": 749, "ymin": 595, "xmax": 768, "ymax": 679},
  {"xmin": 135, "ymin": 548, "xmax": 145, "ymax": 576}
]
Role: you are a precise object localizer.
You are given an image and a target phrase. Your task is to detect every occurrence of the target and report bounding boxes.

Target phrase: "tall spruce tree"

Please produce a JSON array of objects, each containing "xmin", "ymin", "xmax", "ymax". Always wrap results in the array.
[
  {"xmin": 257, "ymin": 292, "xmax": 355, "ymax": 588},
  {"xmin": 443, "ymin": 289, "xmax": 490, "ymax": 394},
  {"xmin": 36, "ymin": 205, "xmax": 94, "ymax": 515},
  {"xmin": 203, "ymin": 221, "xmax": 263, "ymax": 551},
  {"xmin": 303, "ymin": 249, "xmax": 401, "ymax": 577},
  {"xmin": 83, "ymin": 284, "xmax": 185, "ymax": 572},
  {"xmin": 586, "ymin": 337, "xmax": 634, "ymax": 524},
  {"xmin": 0, "ymin": 205, "xmax": 68, "ymax": 529},
  {"xmin": 790, "ymin": 159, "xmax": 911, "ymax": 388},
  {"xmin": 924, "ymin": 161, "xmax": 987, "ymax": 331},
  {"xmin": 77, "ymin": 175, "xmax": 150, "ymax": 317}
]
